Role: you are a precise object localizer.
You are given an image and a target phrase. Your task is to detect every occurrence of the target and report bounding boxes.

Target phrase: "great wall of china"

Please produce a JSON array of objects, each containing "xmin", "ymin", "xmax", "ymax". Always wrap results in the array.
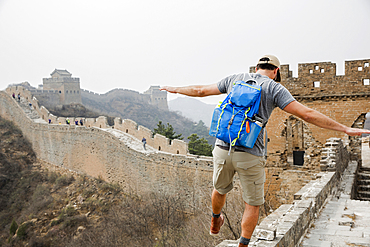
[{"xmin": 1, "ymin": 58, "xmax": 370, "ymax": 246}]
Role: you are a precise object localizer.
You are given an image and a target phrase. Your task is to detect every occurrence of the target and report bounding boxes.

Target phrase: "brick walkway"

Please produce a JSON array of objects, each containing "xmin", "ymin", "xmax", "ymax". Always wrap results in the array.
[{"xmin": 300, "ymin": 140, "xmax": 370, "ymax": 247}]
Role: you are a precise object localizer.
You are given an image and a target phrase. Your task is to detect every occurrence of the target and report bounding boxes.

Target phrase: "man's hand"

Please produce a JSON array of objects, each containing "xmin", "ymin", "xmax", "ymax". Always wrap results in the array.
[
  {"xmin": 344, "ymin": 127, "xmax": 370, "ymax": 137},
  {"xmin": 160, "ymin": 86, "xmax": 178, "ymax": 94}
]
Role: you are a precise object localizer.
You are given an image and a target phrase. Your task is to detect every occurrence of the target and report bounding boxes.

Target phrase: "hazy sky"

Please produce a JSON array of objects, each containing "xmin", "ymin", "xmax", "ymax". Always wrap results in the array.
[{"xmin": 1, "ymin": 0, "xmax": 370, "ymax": 104}]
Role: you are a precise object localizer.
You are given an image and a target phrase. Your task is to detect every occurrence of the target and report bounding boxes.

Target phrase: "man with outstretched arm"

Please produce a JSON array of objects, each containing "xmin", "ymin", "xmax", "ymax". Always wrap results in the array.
[{"xmin": 160, "ymin": 55, "xmax": 370, "ymax": 247}]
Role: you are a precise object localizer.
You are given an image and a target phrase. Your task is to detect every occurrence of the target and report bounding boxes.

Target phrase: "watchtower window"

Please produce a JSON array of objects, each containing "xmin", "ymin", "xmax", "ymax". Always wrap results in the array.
[
  {"xmin": 158, "ymin": 146, "xmax": 161, "ymax": 151},
  {"xmin": 358, "ymin": 67, "xmax": 363, "ymax": 71},
  {"xmin": 365, "ymin": 63, "xmax": 369, "ymax": 68},
  {"xmin": 321, "ymin": 69, "xmax": 324, "ymax": 73},
  {"xmin": 364, "ymin": 79, "xmax": 370, "ymax": 86},
  {"xmin": 309, "ymin": 69, "xmax": 313, "ymax": 74},
  {"xmin": 314, "ymin": 81, "xmax": 320, "ymax": 87},
  {"xmin": 126, "ymin": 129, "xmax": 129, "ymax": 133},
  {"xmin": 315, "ymin": 66, "xmax": 319, "ymax": 70},
  {"xmin": 177, "ymin": 150, "xmax": 179, "ymax": 154}
]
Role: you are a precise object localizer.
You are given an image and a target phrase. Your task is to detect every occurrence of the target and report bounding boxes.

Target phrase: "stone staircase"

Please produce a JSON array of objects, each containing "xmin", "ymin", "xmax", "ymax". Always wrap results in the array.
[
  {"xmin": 17, "ymin": 97, "xmax": 45, "ymax": 121},
  {"xmin": 356, "ymin": 166, "xmax": 370, "ymax": 201}
]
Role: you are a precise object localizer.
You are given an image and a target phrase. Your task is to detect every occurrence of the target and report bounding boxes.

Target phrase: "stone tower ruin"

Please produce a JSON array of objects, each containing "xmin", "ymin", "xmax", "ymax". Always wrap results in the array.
[
  {"xmin": 42, "ymin": 69, "xmax": 82, "ymax": 105},
  {"xmin": 143, "ymin": 85, "xmax": 168, "ymax": 110}
]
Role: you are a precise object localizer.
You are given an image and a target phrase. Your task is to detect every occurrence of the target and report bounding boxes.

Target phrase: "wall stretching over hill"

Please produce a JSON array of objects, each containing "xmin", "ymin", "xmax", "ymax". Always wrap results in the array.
[
  {"xmin": 6, "ymin": 86, "xmax": 188, "ymax": 155},
  {"xmin": 0, "ymin": 89, "xmax": 213, "ymax": 208}
]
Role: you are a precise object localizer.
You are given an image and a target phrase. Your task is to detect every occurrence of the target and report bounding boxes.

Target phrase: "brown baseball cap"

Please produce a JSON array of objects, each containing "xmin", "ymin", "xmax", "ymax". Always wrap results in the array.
[{"xmin": 257, "ymin": 55, "xmax": 281, "ymax": 82}]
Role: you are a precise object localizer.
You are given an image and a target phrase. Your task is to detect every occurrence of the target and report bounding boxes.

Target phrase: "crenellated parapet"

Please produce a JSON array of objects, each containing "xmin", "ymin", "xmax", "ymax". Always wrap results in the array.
[
  {"xmin": 113, "ymin": 117, "xmax": 187, "ymax": 154},
  {"xmin": 5, "ymin": 85, "xmax": 187, "ymax": 155},
  {"xmin": 250, "ymin": 59, "xmax": 370, "ymax": 99}
]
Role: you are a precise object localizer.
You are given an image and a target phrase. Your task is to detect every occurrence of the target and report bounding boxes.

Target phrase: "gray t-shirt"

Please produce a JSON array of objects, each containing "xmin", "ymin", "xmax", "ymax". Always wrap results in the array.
[{"xmin": 216, "ymin": 73, "xmax": 296, "ymax": 156}]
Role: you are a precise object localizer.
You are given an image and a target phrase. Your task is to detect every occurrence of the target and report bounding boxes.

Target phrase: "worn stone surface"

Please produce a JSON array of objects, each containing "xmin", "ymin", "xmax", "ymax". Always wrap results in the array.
[
  {"xmin": 256, "ymin": 227, "xmax": 276, "ymax": 241},
  {"xmin": 300, "ymin": 161, "xmax": 370, "ymax": 246}
]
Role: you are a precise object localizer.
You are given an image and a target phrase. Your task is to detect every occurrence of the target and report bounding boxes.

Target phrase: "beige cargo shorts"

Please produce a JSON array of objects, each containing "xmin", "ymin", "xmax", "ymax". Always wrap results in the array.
[{"xmin": 212, "ymin": 146, "xmax": 266, "ymax": 206}]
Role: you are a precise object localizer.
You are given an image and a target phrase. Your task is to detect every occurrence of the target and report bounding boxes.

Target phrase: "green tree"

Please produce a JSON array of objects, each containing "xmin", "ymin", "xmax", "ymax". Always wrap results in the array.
[
  {"xmin": 187, "ymin": 133, "xmax": 213, "ymax": 156},
  {"xmin": 9, "ymin": 220, "xmax": 18, "ymax": 236},
  {"xmin": 153, "ymin": 121, "xmax": 183, "ymax": 140}
]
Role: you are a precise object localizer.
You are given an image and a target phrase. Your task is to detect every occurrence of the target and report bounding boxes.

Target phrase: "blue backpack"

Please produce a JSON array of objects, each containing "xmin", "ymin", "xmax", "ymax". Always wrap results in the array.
[{"xmin": 209, "ymin": 80, "xmax": 267, "ymax": 151}]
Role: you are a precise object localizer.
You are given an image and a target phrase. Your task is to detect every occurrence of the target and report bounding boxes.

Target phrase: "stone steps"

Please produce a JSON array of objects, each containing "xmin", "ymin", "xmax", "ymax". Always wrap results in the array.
[
  {"xmin": 358, "ymin": 173, "xmax": 370, "ymax": 180},
  {"xmin": 358, "ymin": 179, "xmax": 370, "ymax": 185},
  {"xmin": 358, "ymin": 190, "xmax": 370, "ymax": 197},
  {"xmin": 356, "ymin": 166, "xmax": 370, "ymax": 201},
  {"xmin": 358, "ymin": 185, "xmax": 370, "ymax": 191},
  {"xmin": 361, "ymin": 167, "xmax": 370, "ymax": 172},
  {"xmin": 18, "ymin": 98, "xmax": 42, "ymax": 120}
]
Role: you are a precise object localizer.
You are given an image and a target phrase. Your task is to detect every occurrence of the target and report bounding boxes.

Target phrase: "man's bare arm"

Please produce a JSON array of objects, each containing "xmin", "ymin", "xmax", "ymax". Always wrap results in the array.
[
  {"xmin": 283, "ymin": 101, "xmax": 370, "ymax": 136},
  {"xmin": 160, "ymin": 83, "xmax": 222, "ymax": 97}
]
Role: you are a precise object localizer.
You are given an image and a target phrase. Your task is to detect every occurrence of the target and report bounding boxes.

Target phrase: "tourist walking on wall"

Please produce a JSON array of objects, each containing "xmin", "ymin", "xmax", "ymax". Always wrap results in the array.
[
  {"xmin": 17, "ymin": 93, "xmax": 20, "ymax": 101},
  {"xmin": 12, "ymin": 93, "xmax": 15, "ymax": 99},
  {"xmin": 142, "ymin": 137, "xmax": 147, "ymax": 150},
  {"xmin": 80, "ymin": 119, "xmax": 83, "ymax": 126},
  {"xmin": 160, "ymin": 55, "xmax": 370, "ymax": 247},
  {"xmin": 66, "ymin": 119, "xmax": 70, "ymax": 125}
]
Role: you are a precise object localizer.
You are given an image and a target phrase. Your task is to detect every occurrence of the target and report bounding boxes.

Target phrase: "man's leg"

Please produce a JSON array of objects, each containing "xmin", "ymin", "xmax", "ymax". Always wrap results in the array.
[
  {"xmin": 211, "ymin": 189, "xmax": 226, "ymax": 214},
  {"xmin": 210, "ymin": 189, "xmax": 226, "ymax": 235},
  {"xmin": 239, "ymin": 202, "xmax": 259, "ymax": 246},
  {"xmin": 210, "ymin": 146, "xmax": 234, "ymax": 236}
]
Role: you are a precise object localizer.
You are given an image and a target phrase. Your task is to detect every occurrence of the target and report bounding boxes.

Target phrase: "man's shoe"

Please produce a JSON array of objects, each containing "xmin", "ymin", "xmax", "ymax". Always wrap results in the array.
[{"xmin": 209, "ymin": 214, "xmax": 224, "ymax": 236}]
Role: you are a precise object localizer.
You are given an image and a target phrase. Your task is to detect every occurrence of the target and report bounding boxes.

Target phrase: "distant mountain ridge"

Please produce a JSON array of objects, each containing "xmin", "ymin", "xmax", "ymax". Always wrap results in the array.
[{"xmin": 168, "ymin": 97, "xmax": 216, "ymax": 127}]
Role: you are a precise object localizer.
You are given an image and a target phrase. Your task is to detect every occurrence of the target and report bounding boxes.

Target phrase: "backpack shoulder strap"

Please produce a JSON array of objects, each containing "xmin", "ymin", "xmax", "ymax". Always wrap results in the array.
[{"xmin": 245, "ymin": 73, "xmax": 269, "ymax": 157}]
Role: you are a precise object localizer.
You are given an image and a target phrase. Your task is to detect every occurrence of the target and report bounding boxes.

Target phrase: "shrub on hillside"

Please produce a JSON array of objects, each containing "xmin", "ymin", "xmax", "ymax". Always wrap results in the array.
[
  {"xmin": 54, "ymin": 175, "xmax": 74, "ymax": 189},
  {"xmin": 9, "ymin": 219, "xmax": 18, "ymax": 236},
  {"xmin": 98, "ymin": 182, "xmax": 121, "ymax": 194},
  {"xmin": 16, "ymin": 222, "xmax": 30, "ymax": 240},
  {"xmin": 30, "ymin": 185, "xmax": 53, "ymax": 213},
  {"xmin": 47, "ymin": 172, "xmax": 60, "ymax": 183}
]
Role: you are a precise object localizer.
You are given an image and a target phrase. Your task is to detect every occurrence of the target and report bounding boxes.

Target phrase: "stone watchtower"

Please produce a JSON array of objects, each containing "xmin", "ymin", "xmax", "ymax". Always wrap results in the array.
[
  {"xmin": 144, "ymin": 86, "xmax": 168, "ymax": 110},
  {"xmin": 43, "ymin": 69, "xmax": 82, "ymax": 105}
]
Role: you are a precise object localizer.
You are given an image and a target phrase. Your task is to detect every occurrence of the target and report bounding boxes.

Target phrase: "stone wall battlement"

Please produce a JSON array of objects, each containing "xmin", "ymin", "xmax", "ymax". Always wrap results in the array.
[
  {"xmin": 5, "ymin": 85, "xmax": 188, "ymax": 155},
  {"xmin": 43, "ymin": 77, "xmax": 80, "ymax": 83},
  {"xmin": 285, "ymin": 59, "xmax": 370, "ymax": 97},
  {"xmin": 80, "ymin": 88, "xmax": 102, "ymax": 95},
  {"xmin": 250, "ymin": 59, "xmax": 370, "ymax": 98}
]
